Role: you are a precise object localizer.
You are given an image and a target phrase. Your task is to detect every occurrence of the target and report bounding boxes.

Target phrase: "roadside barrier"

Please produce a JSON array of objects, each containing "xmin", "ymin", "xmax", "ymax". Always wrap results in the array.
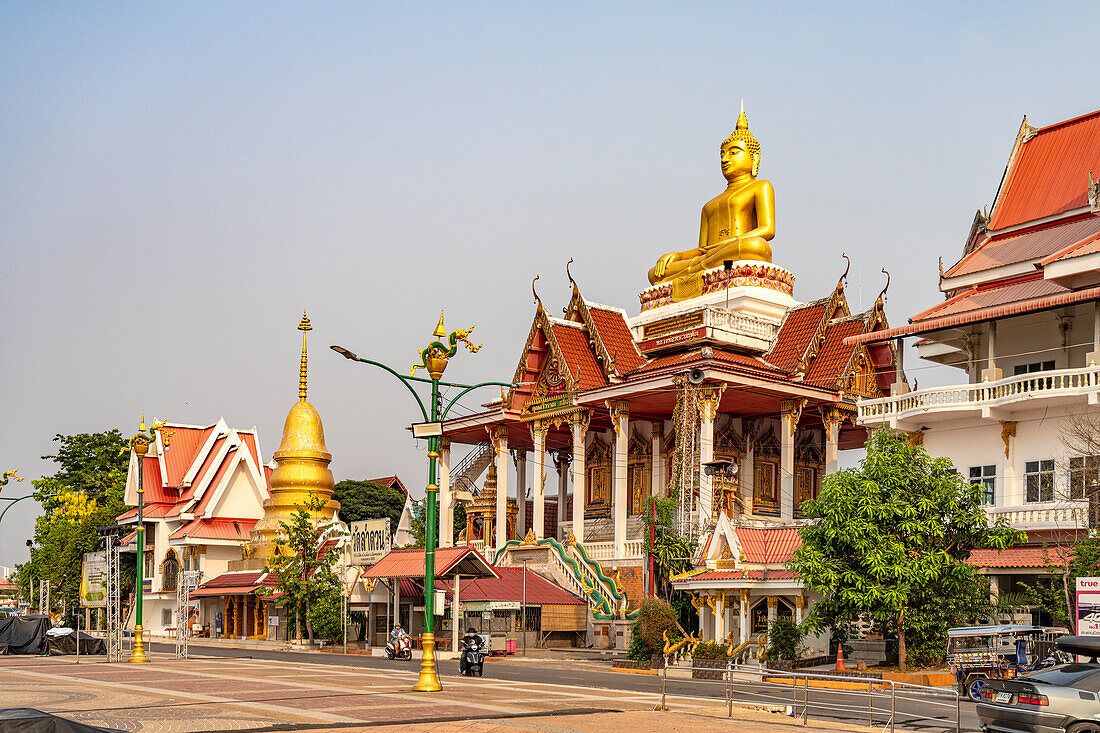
[{"xmin": 655, "ymin": 660, "xmax": 961, "ymax": 732}]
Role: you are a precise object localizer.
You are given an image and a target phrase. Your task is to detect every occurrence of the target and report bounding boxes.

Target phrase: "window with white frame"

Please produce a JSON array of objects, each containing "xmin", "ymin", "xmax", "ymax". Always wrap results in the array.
[
  {"xmin": 1069, "ymin": 456, "xmax": 1100, "ymax": 500},
  {"xmin": 1014, "ymin": 361, "xmax": 1056, "ymax": 375},
  {"xmin": 969, "ymin": 465, "xmax": 997, "ymax": 506},
  {"xmin": 1025, "ymin": 460, "xmax": 1055, "ymax": 503}
]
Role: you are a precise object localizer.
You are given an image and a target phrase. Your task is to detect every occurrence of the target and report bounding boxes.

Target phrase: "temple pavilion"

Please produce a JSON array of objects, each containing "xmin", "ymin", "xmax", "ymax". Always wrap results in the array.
[{"xmin": 438, "ymin": 108, "xmax": 900, "ymax": 650}]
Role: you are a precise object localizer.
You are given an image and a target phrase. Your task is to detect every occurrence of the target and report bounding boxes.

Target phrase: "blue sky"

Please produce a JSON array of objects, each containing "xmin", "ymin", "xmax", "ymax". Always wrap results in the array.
[{"xmin": 2, "ymin": 2, "xmax": 1099, "ymax": 566}]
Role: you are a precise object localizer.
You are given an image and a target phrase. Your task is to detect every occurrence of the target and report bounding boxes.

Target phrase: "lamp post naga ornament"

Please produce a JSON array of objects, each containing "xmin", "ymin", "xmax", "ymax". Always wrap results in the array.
[
  {"xmin": 129, "ymin": 416, "xmax": 168, "ymax": 664},
  {"xmin": 332, "ymin": 311, "xmax": 512, "ymax": 692}
]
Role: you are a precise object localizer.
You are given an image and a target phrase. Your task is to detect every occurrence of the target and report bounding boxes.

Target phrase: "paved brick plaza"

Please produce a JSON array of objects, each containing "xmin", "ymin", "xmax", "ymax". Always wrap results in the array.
[{"xmin": 0, "ymin": 655, "xmax": 853, "ymax": 732}]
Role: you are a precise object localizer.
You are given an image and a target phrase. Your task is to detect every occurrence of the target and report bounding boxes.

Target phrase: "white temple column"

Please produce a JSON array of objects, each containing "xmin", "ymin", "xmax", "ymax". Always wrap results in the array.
[
  {"xmin": 767, "ymin": 596, "xmax": 777, "ymax": 628},
  {"xmin": 696, "ymin": 595, "xmax": 706, "ymax": 640},
  {"xmin": 490, "ymin": 426, "xmax": 508, "ymax": 549},
  {"xmin": 608, "ymin": 401, "xmax": 629, "ymax": 559},
  {"xmin": 741, "ymin": 420, "xmax": 754, "ymax": 516},
  {"xmin": 452, "ymin": 574, "xmax": 461, "ymax": 652},
  {"xmin": 821, "ymin": 408, "xmax": 842, "ymax": 475},
  {"xmin": 714, "ymin": 594, "xmax": 724, "ymax": 641},
  {"xmin": 439, "ymin": 438, "xmax": 453, "ymax": 548},
  {"xmin": 779, "ymin": 400, "xmax": 803, "ymax": 521},
  {"xmin": 570, "ymin": 411, "xmax": 589, "ymax": 544},
  {"xmin": 532, "ymin": 421, "xmax": 546, "ymax": 538},
  {"xmin": 795, "ymin": 592, "xmax": 805, "ymax": 624},
  {"xmin": 650, "ymin": 421, "xmax": 663, "ymax": 498},
  {"xmin": 739, "ymin": 590, "xmax": 749, "ymax": 645},
  {"xmin": 698, "ymin": 386, "xmax": 723, "ymax": 531},
  {"xmin": 555, "ymin": 452, "xmax": 568, "ymax": 540},
  {"xmin": 515, "ymin": 449, "xmax": 527, "ymax": 538}
]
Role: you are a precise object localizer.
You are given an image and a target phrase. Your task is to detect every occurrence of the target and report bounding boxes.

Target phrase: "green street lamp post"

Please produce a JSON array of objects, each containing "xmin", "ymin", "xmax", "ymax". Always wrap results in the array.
[
  {"xmin": 332, "ymin": 312, "xmax": 511, "ymax": 692},
  {"xmin": 128, "ymin": 416, "xmax": 167, "ymax": 664}
]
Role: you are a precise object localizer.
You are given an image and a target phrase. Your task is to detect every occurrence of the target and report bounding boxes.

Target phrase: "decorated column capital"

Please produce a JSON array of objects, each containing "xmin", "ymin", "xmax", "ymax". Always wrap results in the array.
[
  {"xmin": 698, "ymin": 384, "xmax": 726, "ymax": 423},
  {"xmin": 1000, "ymin": 420, "xmax": 1017, "ymax": 459},
  {"xmin": 487, "ymin": 425, "xmax": 508, "ymax": 451},
  {"xmin": 818, "ymin": 404, "xmax": 855, "ymax": 430},
  {"xmin": 650, "ymin": 420, "xmax": 663, "ymax": 436},
  {"xmin": 606, "ymin": 400, "xmax": 630, "ymax": 435},
  {"xmin": 440, "ymin": 437, "xmax": 451, "ymax": 451},
  {"xmin": 794, "ymin": 593, "xmax": 805, "ymax": 610},
  {"xmin": 530, "ymin": 418, "xmax": 550, "ymax": 441},
  {"xmin": 740, "ymin": 588, "xmax": 750, "ymax": 606},
  {"xmin": 570, "ymin": 409, "xmax": 591, "ymax": 434},
  {"xmin": 766, "ymin": 595, "xmax": 778, "ymax": 610},
  {"xmin": 779, "ymin": 398, "xmax": 807, "ymax": 436}
]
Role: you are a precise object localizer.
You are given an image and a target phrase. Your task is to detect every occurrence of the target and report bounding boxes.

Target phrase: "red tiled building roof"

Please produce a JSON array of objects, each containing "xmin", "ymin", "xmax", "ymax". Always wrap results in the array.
[
  {"xmin": 168, "ymin": 517, "xmax": 257, "ymax": 542},
  {"xmin": 630, "ymin": 347, "xmax": 783, "ymax": 377},
  {"xmin": 766, "ymin": 303, "xmax": 827, "ymax": 372},
  {"xmin": 968, "ymin": 546, "xmax": 1070, "ymax": 569},
  {"xmin": 946, "ymin": 215, "xmax": 1100, "ymax": 278},
  {"xmin": 587, "ymin": 305, "xmax": 646, "ymax": 373},
  {"xmin": 457, "ymin": 566, "xmax": 584, "ymax": 605},
  {"xmin": 363, "ymin": 547, "xmax": 498, "ymax": 580},
  {"xmin": 989, "ymin": 110, "xmax": 1100, "ymax": 231},
  {"xmin": 161, "ymin": 426, "xmax": 215, "ymax": 488},
  {"xmin": 550, "ymin": 323, "xmax": 608, "ymax": 391},
  {"xmin": 674, "ymin": 569, "xmax": 798, "ymax": 582},
  {"xmin": 368, "ymin": 476, "xmax": 408, "ymax": 496},
  {"xmin": 735, "ymin": 527, "xmax": 802, "ymax": 564},
  {"xmin": 803, "ymin": 320, "xmax": 864, "ymax": 389}
]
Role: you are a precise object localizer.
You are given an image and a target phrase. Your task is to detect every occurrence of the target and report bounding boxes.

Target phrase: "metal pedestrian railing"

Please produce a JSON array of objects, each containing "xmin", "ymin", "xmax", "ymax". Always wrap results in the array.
[{"xmin": 656, "ymin": 660, "xmax": 961, "ymax": 732}]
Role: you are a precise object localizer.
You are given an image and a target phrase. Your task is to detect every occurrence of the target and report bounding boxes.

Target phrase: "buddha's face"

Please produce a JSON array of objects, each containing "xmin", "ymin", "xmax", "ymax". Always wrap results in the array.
[{"xmin": 720, "ymin": 141, "xmax": 754, "ymax": 179}]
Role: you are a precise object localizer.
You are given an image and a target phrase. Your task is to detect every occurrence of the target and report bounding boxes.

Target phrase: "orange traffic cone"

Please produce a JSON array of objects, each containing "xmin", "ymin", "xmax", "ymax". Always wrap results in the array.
[{"xmin": 835, "ymin": 644, "xmax": 846, "ymax": 671}]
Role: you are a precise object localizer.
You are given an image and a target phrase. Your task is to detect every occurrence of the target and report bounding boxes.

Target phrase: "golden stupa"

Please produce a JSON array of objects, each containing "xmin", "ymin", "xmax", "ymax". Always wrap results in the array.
[{"xmin": 250, "ymin": 312, "xmax": 339, "ymax": 559}]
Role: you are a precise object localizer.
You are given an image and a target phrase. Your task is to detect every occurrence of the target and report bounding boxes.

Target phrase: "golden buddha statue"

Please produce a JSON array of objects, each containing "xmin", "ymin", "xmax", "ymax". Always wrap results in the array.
[{"xmin": 648, "ymin": 105, "xmax": 775, "ymax": 285}]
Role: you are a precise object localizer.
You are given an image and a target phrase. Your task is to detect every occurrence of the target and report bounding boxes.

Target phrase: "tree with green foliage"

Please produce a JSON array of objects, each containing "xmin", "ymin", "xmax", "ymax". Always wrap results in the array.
[
  {"xmin": 767, "ymin": 618, "xmax": 803, "ymax": 661},
  {"xmin": 402, "ymin": 495, "xmax": 466, "ymax": 548},
  {"xmin": 643, "ymin": 496, "xmax": 696, "ymax": 602},
  {"xmin": 260, "ymin": 493, "xmax": 342, "ymax": 642},
  {"xmin": 16, "ymin": 430, "xmax": 135, "ymax": 620},
  {"xmin": 791, "ymin": 430, "xmax": 1024, "ymax": 670},
  {"xmin": 333, "ymin": 480, "xmax": 406, "ymax": 525},
  {"xmin": 1018, "ymin": 534, "xmax": 1100, "ymax": 633}
]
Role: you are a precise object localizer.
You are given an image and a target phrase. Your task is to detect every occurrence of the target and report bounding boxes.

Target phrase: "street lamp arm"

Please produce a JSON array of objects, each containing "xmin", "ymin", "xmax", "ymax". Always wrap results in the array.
[
  {"xmin": 441, "ymin": 381, "xmax": 517, "ymax": 421},
  {"xmin": 330, "ymin": 348, "xmax": 430, "ymax": 421},
  {"xmin": 0, "ymin": 492, "xmax": 55, "ymax": 526}
]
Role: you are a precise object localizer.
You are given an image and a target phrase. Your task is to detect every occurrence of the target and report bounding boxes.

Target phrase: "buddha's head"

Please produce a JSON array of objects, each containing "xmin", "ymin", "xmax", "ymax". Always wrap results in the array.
[{"xmin": 721, "ymin": 106, "xmax": 761, "ymax": 179}]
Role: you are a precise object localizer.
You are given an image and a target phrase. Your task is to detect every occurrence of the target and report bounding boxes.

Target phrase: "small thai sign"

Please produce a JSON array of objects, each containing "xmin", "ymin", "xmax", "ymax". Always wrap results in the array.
[
  {"xmin": 1077, "ymin": 577, "xmax": 1100, "ymax": 635},
  {"xmin": 639, "ymin": 326, "xmax": 706, "ymax": 352},
  {"xmin": 349, "ymin": 518, "xmax": 392, "ymax": 566},
  {"xmin": 524, "ymin": 395, "xmax": 571, "ymax": 416},
  {"xmin": 79, "ymin": 551, "xmax": 107, "ymax": 607}
]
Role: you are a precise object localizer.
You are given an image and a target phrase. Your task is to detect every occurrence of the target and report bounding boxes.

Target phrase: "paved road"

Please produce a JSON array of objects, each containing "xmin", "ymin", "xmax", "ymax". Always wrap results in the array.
[{"xmin": 149, "ymin": 642, "xmax": 974, "ymax": 732}]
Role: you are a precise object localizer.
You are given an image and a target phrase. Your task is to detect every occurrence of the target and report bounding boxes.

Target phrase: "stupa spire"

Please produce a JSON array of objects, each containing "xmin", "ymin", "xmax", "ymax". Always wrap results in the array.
[{"xmin": 298, "ymin": 311, "xmax": 312, "ymax": 401}]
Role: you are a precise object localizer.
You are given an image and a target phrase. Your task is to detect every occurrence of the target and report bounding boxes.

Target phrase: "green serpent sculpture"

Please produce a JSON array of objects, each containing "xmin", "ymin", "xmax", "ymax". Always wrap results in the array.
[
  {"xmin": 492, "ymin": 536, "xmax": 638, "ymax": 620},
  {"xmin": 410, "ymin": 312, "xmax": 482, "ymax": 377}
]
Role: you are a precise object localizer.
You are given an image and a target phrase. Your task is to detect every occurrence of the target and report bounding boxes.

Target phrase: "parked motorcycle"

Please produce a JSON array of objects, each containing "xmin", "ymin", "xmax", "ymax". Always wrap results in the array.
[
  {"xmin": 386, "ymin": 634, "xmax": 412, "ymax": 661},
  {"xmin": 459, "ymin": 630, "xmax": 485, "ymax": 677}
]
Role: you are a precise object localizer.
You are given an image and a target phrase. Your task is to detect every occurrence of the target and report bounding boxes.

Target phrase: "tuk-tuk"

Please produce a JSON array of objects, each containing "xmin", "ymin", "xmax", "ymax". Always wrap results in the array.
[{"xmin": 947, "ymin": 624, "xmax": 1069, "ymax": 701}]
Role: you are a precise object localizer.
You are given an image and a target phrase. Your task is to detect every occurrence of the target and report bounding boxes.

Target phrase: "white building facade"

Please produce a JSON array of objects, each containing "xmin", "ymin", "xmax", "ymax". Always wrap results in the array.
[{"xmin": 856, "ymin": 109, "xmax": 1100, "ymax": 611}]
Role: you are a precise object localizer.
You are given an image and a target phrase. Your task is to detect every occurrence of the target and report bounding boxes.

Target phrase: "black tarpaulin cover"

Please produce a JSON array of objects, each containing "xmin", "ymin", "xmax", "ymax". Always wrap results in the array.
[
  {"xmin": 45, "ymin": 631, "xmax": 105, "ymax": 656},
  {"xmin": 0, "ymin": 616, "xmax": 49, "ymax": 655},
  {"xmin": 0, "ymin": 708, "xmax": 121, "ymax": 732}
]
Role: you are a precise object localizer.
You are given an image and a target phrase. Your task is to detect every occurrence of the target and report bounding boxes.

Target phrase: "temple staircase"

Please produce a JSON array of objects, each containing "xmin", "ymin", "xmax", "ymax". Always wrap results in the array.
[{"xmin": 451, "ymin": 443, "xmax": 492, "ymax": 500}]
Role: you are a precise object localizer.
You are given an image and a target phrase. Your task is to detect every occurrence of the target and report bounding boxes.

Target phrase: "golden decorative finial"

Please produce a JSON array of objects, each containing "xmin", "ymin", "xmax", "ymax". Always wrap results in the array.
[
  {"xmin": 736, "ymin": 99, "xmax": 748, "ymax": 129},
  {"xmin": 877, "ymin": 267, "xmax": 891, "ymax": 306},
  {"xmin": 531, "ymin": 275, "xmax": 542, "ymax": 308},
  {"xmin": 298, "ymin": 311, "xmax": 312, "ymax": 401},
  {"xmin": 139, "ymin": 414, "xmax": 147, "ymax": 433},
  {"xmin": 433, "ymin": 310, "xmax": 447, "ymax": 339},
  {"xmin": 566, "ymin": 258, "xmax": 578, "ymax": 295}
]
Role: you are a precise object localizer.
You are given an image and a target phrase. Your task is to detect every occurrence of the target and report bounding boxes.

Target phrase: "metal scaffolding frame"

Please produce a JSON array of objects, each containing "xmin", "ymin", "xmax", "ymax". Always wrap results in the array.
[
  {"xmin": 105, "ymin": 538, "xmax": 123, "ymax": 662},
  {"xmin": 175, "ymin": 570, "xmax": 200, "ymax": 659},
  {"xmin": 38, "ymin": 579, "xmax": 49, "ymax": 618}
]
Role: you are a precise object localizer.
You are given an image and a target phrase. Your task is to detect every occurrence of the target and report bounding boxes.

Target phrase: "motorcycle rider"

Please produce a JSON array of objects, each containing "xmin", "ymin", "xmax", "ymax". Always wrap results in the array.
[
  {"xmin": 459, "ymin": 626, "xmax": 482, "ymax": 675},
  {"xmin": 388, "ymin": 623, "xmax": 409, "ymax": 657}
]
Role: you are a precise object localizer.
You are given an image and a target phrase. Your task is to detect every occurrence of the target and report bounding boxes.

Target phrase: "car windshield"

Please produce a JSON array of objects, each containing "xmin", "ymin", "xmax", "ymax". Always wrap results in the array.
[{"xmin": 1023, "ymin": 664, "xmax": 1100, "ymax": 689}]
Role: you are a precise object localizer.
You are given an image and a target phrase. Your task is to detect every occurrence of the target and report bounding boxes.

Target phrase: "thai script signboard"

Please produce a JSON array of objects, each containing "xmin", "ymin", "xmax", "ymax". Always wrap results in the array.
[
  {"xmin": 349, "ymin": 518, "xmax": 391, "ymax": 566},
  {"xmin": 80, "ymin": 551, "xmax": 108, "ymax": 607},
  {"xmin": 1077, "ymin": 576, "xmax": 1100, "ymax": 635}
]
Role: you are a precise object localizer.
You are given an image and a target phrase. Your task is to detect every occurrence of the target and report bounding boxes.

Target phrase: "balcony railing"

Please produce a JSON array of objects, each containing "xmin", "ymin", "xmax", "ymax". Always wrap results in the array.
[
  {"xmin": 987, "ymin": 504, "xmax": 1087, "ymax": 529},
  {"xmin": 858, "ymin": 365, "xmax": 1100, "ymax": 425}
]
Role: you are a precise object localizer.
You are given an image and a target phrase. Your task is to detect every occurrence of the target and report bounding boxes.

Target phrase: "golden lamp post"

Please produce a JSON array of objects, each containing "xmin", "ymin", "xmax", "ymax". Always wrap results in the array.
[
  {"xmin": 128, "ymin": 416, "xmax": 167, "ymax": 663},
  {"xmin": 332, "ymin": 312, "xmax": 512, "ymax": 692}
]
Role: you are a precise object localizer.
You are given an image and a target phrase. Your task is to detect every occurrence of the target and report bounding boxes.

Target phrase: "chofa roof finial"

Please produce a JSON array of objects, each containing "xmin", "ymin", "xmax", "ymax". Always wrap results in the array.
[
  {"xmin": 877, "ymin": 267, "xmax": 891, "ymax": 306},
  {"xmin": 840, "ymin": 252, "xmax": 851, "ymax": 285},
  {"xmin": 532, "ymin": 274, "xmax": 542, "ymax": 309},
  {"xmin": 566, "ymin": 257, "xmax": 578, "ymax": 295}
]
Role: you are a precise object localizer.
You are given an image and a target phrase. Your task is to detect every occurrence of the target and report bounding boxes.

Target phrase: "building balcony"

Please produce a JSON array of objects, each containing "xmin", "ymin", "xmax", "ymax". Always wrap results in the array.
[
  {"xmin": 986, "ymin": 503, "xmax": 1087, "ymax": 531},
  {"xmin": 858, "ymin": 365, "xmax": 1100, "ymax": 430}
]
